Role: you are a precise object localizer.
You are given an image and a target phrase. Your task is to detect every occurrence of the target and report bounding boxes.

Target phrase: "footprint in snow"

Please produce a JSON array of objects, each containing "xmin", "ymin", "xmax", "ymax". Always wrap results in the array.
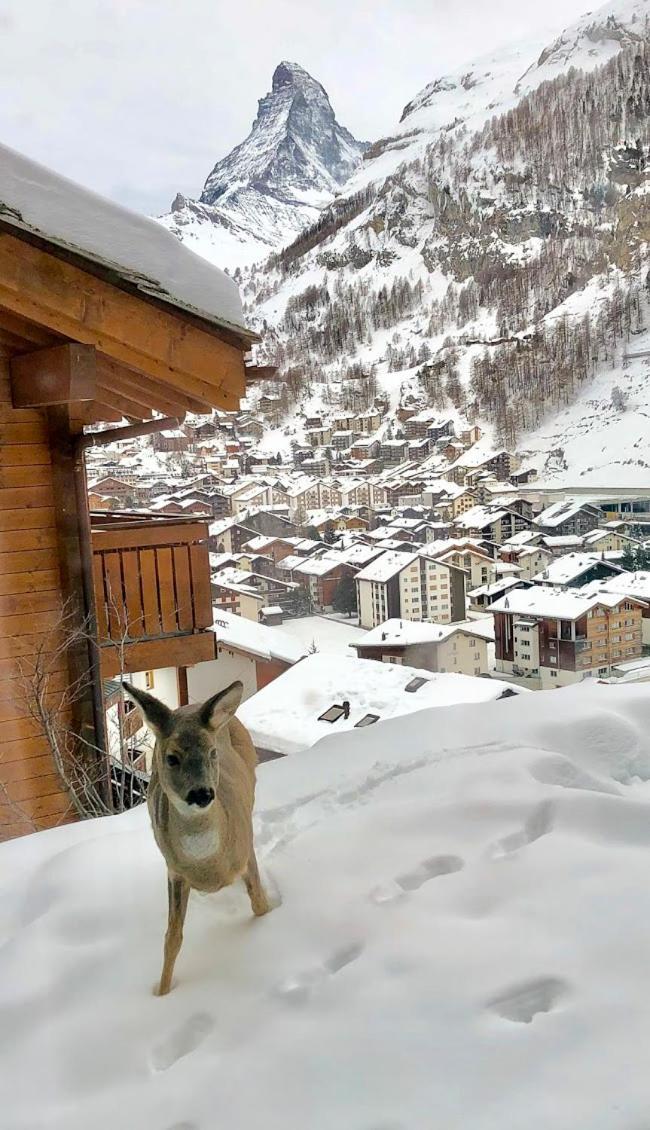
[
  {"xmin": 369, "ymin": 855, "xmax": 464, "ymax": 904},
  {"xmin": 488, "ymin": 799, "xmax": 555, "ymax": 860},
  {"xmin": 487, "ymin": 976, "xmax": 567, "ymax": 1023},
  {"xmin": 274, "ymin": 942, "xmax": 364, "ymax": 1004},
  {"xmin": 151, "ymin": 1012, "xmax": 215, "ymax": 1072},
  {"xmin": 395, "ymin": 854, "xmax": 465, "ymax": 891}
]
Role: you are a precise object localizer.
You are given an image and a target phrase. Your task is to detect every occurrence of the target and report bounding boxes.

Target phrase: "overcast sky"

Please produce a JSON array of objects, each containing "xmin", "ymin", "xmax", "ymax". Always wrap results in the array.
[{"xmin": 0, "ymin": 0, "xmax": 593, "ymax": 216}]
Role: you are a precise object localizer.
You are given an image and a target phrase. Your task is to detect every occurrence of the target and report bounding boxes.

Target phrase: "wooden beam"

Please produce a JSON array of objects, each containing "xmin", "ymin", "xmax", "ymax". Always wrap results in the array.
[
  {"xmin": 245, "ymin": 364, "xmax": 279, "ymax": 382},
  {"xmin": 96, "ymin": 357, "xmax": 212, "ymax": 416},
  {"xmin": 0, "ymin": 308, "xmax": 61, "ymax": 350},
  {"xmin": 0, "ymin": 231, "xmax": 246, "ymax": 410},
  {"xmin": 95, "ymin": 385, "xmax": 153, "ymax": 421},
  {"xmin": 11, "ymin": 343, "xmax": 96, "ymax": 407},
  {"xmin": 99, "ymin": 631, "xmax": 217, "ymax": 679},
  {"xmin": 47, "ymin": 406, "xmax": 110, "ymax": 805}
]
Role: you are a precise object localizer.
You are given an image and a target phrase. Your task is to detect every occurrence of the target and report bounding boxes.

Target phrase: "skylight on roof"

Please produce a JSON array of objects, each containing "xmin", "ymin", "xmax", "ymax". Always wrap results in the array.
[
  {"xmin": 405, "ymin": 676, "xmax": 430, "ymax": 693},
  {"xmin": 355, "ymin": 713, "xmax": 380, "ymax": 728}
]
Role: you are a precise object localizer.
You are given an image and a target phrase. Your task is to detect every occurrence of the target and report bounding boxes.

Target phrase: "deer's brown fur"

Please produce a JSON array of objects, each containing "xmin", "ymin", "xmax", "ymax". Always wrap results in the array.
[{"xmin": 123, "ymin": 679, "xmax": 271, "ymax": 995}]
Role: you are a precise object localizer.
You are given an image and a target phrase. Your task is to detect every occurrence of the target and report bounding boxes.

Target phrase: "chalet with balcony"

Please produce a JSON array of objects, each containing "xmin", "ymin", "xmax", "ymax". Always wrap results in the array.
[{"xmin": 0, "ymin": 142, "xmax": 259, "ymax": 839}]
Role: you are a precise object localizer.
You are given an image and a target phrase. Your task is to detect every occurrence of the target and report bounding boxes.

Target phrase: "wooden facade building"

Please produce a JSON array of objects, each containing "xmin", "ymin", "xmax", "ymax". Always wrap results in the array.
[{"xmin": 0, "ymin": 143, "xmax": 258, "ymax": 839}]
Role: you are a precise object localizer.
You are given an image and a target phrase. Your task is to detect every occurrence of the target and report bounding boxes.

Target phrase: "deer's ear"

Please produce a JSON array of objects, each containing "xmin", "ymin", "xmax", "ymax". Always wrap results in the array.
[
  {"xmin": 199, "ymin": 681, "xmax": 243, "ymax": 731},
  {"xmin": 122, "ymin": 682, "xmax": 173, "ymax": 738}
]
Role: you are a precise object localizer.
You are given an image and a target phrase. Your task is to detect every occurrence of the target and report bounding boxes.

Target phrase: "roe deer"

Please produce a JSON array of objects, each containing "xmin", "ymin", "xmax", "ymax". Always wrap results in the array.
[{"xmin": 123, "ymin": 679, "xmax": 272, "ymax": 995}]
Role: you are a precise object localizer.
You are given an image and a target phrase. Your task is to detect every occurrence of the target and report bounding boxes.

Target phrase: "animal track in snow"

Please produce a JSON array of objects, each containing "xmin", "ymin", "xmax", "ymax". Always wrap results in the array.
[
  {"xmin": 487, "ymin": 976, "xmax": 567, "ymax": 1023},
  {"xmin": 395, "ymin": 854, "xmax": 465, "ymax": 891},
  {"xmin": 489, "ymin": 799, "xmax": 555, "ymax": 859},
  {"xmin": 275, "ymin": 942, "xmax": 364, "ymax": 1003},
  {"xmin": 151, "ymin": 1012, "xmax": 215, "ymax": 1072},
  {"xmin": 325, "ymin": 942, "xmax": 364, "ymax": 973}
]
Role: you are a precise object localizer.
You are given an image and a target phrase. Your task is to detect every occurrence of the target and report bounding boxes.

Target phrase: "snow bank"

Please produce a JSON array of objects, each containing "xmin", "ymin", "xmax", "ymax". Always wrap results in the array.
[{"xmin": 3, "ymin": 681, "xmax": 650, "ymax": 1129}]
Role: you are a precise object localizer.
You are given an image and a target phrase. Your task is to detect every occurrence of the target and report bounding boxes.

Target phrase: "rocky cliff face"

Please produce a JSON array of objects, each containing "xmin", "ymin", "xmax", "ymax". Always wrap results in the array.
[{"xmin": 159, "ymin": 62, "xmax": 366, "ymax": 270}]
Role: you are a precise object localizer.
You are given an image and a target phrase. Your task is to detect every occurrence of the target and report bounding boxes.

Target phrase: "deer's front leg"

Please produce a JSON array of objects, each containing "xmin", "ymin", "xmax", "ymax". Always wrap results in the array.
[
  {"xmin": 244, "ymin": 848, "xmax": 271, "ymax": 917},
  {"xmin": 156, "ymin": 873, "xmax": 190, "ymax": 996}
]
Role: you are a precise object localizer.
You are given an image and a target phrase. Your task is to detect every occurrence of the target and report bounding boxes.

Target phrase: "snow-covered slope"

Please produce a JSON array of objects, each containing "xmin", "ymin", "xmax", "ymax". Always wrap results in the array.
[
  {"xmin": 242, "ymin": 0, "xmax": 650, "ymax": 483},
  {"xmin": 160, "ymin": 62, "xmax": 366, "ymax": 271},
  {"xmin": 4, "ymin": 682, "xmax": 650, "ymax": 1127}
]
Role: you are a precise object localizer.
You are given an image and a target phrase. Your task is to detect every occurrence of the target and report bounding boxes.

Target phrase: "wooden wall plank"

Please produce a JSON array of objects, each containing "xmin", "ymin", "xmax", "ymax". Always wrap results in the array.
[
  {"xmin": 139, "ymin": 549, "xmax": 161, "ymax": 636},
  {"xmin": 0, "ymin": 421, "xmax": 48, "ymax": 444},
  {"xmin": 157, "ymin": 548, "xmax": 177, "ymax": 632},
  {"xmin": 0, "ymin": 465, "xmax": 52, "ymax": 489},
  {"xmin": 0, "ymin": 484, "xmax": 54, "ymax": 509},
  {"xmin": 121, "ymin": 550, "xmax": 144, "ymax": 637},
  {"xmin": 0, "ymin": 547, "xmax": 59, "ymax": 574},
  {"xmin": 0, "ymin": 589, "xmax": 61, "ymax": 616},
  {"xmin": 0, "ymin": 568, "xmax": 60, "ymax": 595},
  {"xmin": 0, "ymin": 506, "xmax": 56, "ymax": 532},
  {"xmin": 173, "ymin": 546, "xmax": 193, "ymax": 631},
  {"xmin": 189, "ymin": 543, "xmax": 213, "ymax": 629},
  {"xmin": 0, "ymin": 443, "xmax": 51, "ymax": 465}
]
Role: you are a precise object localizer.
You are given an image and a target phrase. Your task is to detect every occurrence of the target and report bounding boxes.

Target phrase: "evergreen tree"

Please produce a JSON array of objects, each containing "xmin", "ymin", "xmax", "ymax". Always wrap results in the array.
[{"xmin": 333, "ymin": 574, "xmax": 358, "ymax": 618}]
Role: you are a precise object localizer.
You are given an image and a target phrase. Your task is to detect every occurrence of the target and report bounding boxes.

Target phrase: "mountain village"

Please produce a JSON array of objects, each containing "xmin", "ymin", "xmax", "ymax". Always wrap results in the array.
[{"xmin": 3, "ymin": 1, "xmax": 650, "ymax": 1125}]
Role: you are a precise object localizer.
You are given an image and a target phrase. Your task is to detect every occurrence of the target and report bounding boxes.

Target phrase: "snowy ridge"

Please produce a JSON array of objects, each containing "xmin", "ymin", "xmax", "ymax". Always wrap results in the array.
[{"xmin": 3, "ymin": 682, "xmax": 650, "ymax": 1126}]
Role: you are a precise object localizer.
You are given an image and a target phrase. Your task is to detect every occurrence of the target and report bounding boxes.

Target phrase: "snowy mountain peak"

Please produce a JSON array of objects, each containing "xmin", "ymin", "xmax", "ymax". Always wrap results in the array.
[
  {"xmin": 271, "ymin": 60, "xmax": 322, "ymax": 92},
  {"xmin": 200, "ymin": 60, "xmax": 365, "ymax": 207},
  {"xmin": 159, "ymin": 62, "xmax": 366, "ymax": 271}
]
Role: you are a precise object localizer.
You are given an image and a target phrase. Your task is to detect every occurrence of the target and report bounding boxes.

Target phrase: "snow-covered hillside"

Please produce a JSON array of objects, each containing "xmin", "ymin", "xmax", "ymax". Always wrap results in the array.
[
  {"xmin": 159, "ymin": 62, "xmax": 366, "ymax": 271},
  {"xmin": 3, "ymin": 682, "xmax": 650, "ymax": 1127},
  {"xmin": 239, "ymin": 0, "xmax": 650, "ymax": 484}
]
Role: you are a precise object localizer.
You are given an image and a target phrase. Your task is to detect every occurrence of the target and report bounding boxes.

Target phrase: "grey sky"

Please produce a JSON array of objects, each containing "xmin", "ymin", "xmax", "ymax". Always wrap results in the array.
[{"xmin": 0, "ymin": 0, "xmax": 593, "ymax": 216}]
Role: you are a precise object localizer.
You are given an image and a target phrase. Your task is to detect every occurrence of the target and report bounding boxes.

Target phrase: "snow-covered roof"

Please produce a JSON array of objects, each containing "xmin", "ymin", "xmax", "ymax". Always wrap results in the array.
[
  {"xmin": 536, "ymin": 498, "xmax": 597, "ymax": 527},
  {"xmin": 491, "ymin": 585, "xmax": 646, "ymax": 620},
  {"xmin": 533, "ymin": 552, "xmax": 622, "ymax": 586},
  {"xmin": 454, "ymin": 505, "xmax": 507, "ymax": 530},
  {"xmin": 355, "ymin": 616, "xmax": 494, "ymax": 649},
  {"xmin": 238, "ymin": 653, "xmax": 523, "ymax": 755},
  {"xmin": 581, "ymin": 570, "xmax": 650, "ymax": 602},
  {"xmin": 293, "ymin": 554, "xmax": 346, "ymax": 577},
  {"xmin": 0, "ymin": 142, "xmax": 250, "ymax": 338},
  {"xmin": 212, "ymin": 610, "xmax": 306, "ymax": 665},
  {"xmin": 468, "ymin": 576, "xmax": 523, "ymax": 598},
  {"xmin": 355, "ymin": 550, "xmax": 418, "ymax": 583}
]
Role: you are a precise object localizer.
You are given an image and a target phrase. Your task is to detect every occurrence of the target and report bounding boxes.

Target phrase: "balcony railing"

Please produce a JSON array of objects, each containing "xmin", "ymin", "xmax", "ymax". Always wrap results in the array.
[{"xmin": 91, "ymin": 513, "xmax": 216, "ymax": 677}]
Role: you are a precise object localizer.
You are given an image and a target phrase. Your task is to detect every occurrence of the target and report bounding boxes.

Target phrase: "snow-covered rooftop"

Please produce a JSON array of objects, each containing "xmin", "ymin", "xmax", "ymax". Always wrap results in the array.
[
  {"xmin": 491, "ymin": 585, "xmax": 646, "ymax": 620},
  {"xmin": 0, "ymin": 142, "xmax": 249, "ymax": 337},
  {"xmin": 239, "ymin": 653, "xmax": 522, "ymax": 755},
  {"xmin": 212, "ymin": 609, "xmax": 306, "ymax": 665},
  {"xmin": 533, "ymin": 552, "xmax": 622, "ymax": 586},
  {"xmin": 355, "ymin": 550, "xmax": 418, "ymax": 583},
  {"xmin": 355, "ymin": 616, "xmax": 495, "ymax": 649}
]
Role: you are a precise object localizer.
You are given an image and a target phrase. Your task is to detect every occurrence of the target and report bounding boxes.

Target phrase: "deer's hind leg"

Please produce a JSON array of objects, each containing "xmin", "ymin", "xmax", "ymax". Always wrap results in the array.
[
  {"xmin": 244, "ymin": 849, "xmax": 271, "ymax": 917},
  {"xmin": 156, "ymin": 873, "xmax": 190, "ymax": 996}
]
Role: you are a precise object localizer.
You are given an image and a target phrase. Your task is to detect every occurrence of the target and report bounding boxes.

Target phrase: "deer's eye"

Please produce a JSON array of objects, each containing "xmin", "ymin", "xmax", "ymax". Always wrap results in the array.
[
  {"xmin": 209, "ymin": 748, "xmax": 217, "ymax": 761},
  {"xmin": 166, "ymin": 754, "xmax": 180, "ymax": 768}
]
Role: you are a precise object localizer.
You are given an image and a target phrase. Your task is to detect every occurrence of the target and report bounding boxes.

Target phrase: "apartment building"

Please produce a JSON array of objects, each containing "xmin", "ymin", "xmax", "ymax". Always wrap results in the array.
[
  {"xmin": 492, "ymin": 587, "xmax": 645, "ymax": 689},
  {"xmin": 355, "ymin": 550, "xmax": 465, "ymax": 629}
]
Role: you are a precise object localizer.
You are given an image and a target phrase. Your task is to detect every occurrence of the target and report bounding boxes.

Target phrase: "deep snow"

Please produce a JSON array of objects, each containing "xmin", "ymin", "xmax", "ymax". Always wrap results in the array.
[{"xmin": 3, "ymin": 682, "xmax": 650, "ymax": 1128}]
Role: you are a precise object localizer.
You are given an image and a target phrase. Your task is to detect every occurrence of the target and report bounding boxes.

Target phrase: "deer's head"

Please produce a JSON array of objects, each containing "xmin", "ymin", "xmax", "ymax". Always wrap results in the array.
[{"xmin": 123, "ymin": 681, "xmax": 243, "ymax": 814}]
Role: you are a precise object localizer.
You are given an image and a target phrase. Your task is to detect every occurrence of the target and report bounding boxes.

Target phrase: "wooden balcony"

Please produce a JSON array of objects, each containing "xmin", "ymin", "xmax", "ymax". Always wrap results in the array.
[{"xmin": 91, "ymin": 513, "xmax": 217, "ymax": 678}]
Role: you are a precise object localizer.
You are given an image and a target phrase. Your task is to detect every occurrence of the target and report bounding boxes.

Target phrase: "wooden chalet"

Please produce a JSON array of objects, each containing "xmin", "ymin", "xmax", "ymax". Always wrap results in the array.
[{"xmin": 0, "ymin": 143, "xmax": 261, "ymax": 839}]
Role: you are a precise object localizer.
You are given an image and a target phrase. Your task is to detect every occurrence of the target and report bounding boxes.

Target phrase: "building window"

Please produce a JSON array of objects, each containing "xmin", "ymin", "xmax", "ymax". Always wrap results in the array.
[
  {"xmin": 550, "ymin": 671, "xmax": 558, "ymax": 678},
  {"xmin": 550, "ymin": 656, "xmax": 557, "ymax": 665},
  {"xmin": 145, "ymin": 671, "xmax": 155, "ymax": 690}
]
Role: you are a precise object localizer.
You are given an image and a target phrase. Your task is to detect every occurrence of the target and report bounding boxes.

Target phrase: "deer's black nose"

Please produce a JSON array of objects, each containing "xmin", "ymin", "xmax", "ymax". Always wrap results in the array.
[{"xmin": 186, "ymin": 786, "xmax": 215, "ymax": 808}]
